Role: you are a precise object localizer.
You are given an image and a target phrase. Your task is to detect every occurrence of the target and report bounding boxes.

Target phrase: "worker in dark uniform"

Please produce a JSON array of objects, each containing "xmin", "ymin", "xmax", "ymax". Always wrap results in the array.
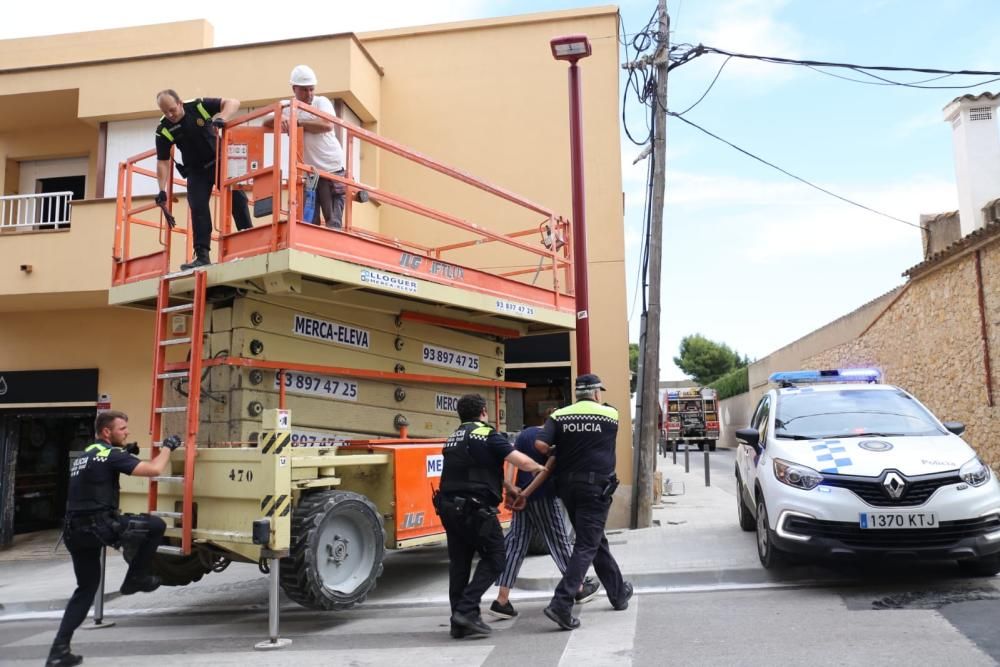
[
  {"xmin": 154, "ymin": 89, "xmax": 253, "ymax": 270},
  {"xmin": 536, "ymin": 373, "xmax": 633, "ymax": 631},
  {"xmin": 433, "ymin": 394, "xmax": 545, "ymax": 638},
  {"xmin": 46, "ymin": 411, "xmax": 179, "ymax": 667}
]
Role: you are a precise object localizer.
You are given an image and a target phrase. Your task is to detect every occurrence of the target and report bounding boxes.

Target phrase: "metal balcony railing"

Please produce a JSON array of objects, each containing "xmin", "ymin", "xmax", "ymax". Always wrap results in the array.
[{"xmin": 0, "ymin": 191, "xmax": 73, "ymax": 231}]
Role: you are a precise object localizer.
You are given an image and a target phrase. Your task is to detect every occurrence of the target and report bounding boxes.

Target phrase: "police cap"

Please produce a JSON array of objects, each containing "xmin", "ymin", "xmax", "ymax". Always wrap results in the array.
[{"xmin": 575, "ymin": 373, "xmax": 606, "ymax": 391}]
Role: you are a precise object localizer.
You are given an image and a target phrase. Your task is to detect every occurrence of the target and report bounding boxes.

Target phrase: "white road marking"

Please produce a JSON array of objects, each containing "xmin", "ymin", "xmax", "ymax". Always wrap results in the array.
[{"xmin": 558, "ymin": 596, "xmax": 639, "ymax": 666}]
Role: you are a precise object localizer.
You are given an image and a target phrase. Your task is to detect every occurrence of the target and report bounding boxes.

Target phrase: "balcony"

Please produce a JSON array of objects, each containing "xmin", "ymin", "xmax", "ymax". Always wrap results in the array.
[{"xmin": 0, "ymin": 192, "xmax": 73, "ymax": 232}]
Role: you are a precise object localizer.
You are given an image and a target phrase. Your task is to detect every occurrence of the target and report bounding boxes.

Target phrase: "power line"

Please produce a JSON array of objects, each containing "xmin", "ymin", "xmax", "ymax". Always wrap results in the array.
[
  {"xmin": 673, "ymin": 55, "xmax": 731, "ymax": 116},
  {"xmin": 686, "ymin": 45, "xmax": 1000, "ymax": 89},
  {"xmin": 668, "ymin": 113, "xmax": 926, "ymax": 230}
]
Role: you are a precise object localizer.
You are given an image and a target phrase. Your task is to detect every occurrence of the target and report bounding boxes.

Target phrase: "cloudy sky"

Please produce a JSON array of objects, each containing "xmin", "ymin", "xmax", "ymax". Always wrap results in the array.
[{"xmin": 7, "ymin": 0, "xmax": 1000, "ymax": 379}]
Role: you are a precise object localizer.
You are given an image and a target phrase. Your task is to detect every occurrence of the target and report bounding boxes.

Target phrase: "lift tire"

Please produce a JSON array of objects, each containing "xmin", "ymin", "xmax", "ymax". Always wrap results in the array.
[
  {"xmin": 280, "ymin": 490, "xmax": 385, "ymax": 611},
  {"xmin": 151, "ymin": 551, "xmax": 213, "ymax": 587}
]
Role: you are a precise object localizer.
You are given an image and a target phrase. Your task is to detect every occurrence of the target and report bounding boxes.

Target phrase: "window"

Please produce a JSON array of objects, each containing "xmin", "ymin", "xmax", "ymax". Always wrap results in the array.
[
  {"xmin": 103, "ymin": 118, "xmax": 172, "ymax": 198},
  {"xmin": 774, "ymin": 389, "xmax": 944, "ymax": 439},
  {"xmin": 337, "ymin": 101, "xmax": 363, "ymax": 181}
]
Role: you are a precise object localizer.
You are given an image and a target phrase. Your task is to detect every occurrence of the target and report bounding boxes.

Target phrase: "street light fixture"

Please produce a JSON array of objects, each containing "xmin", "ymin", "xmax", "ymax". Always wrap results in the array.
[{"xmin": 550, "ymin": 34, "xmax": 593, "ymax": 375}]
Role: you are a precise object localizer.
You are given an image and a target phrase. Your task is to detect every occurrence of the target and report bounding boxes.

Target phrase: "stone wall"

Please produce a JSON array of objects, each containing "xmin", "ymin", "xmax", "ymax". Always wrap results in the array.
[{"xmin": 807, "ymin": 237, "xmax": 1000, "ymax": 467}]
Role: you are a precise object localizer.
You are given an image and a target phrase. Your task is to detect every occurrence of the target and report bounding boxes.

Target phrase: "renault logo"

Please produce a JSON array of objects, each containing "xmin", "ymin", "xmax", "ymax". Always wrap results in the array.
[{"xmin": 883, "ymin": 472, "xmax": 906, "ymax": 500}]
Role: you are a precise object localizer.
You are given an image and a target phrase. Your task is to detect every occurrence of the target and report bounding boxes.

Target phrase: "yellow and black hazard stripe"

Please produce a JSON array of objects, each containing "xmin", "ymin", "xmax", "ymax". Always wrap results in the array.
[
  {"xmin": 260, "ymin": 494, "xmax": 290, "ymax": 517},
  {"xmin": 260, "ymin": 432, "xmax": 291, "ymax": 455}
]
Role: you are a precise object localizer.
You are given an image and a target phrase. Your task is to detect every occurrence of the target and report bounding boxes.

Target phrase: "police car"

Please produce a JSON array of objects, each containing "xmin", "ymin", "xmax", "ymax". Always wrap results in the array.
[{"xmin": 735, "ymin": 369, "xmax": 1000, "ymax": 575}]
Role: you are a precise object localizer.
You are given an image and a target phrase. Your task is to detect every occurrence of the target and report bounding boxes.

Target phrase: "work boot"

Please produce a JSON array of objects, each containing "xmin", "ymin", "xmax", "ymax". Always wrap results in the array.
[
  {"xmin": 543, "ymin": 605, "xmax": 580, "ymax": 630},
  {"xmin": 120, "ymin": 574, "xmax": 161, "ymax": 596},
  {"xmin": 449, "ymin": 622, "xmax": 466, "ymax": 639},
  {"xmin": 45, "ymin": 643, "xmax": 83, "ymax": 667},
  {"xmin": 487, "ymin": 599, "xmax": 518, "ymax": 620},
  {"xmin": 611, "ymin": 581, "xmax": 634, "ymax": 611},
  {"xmin": 450, "ymin": 611, "xmax": 491, "ymax": 637},
  {"xmin": 180, "ymin": 248, "xmax": 211, "ymax": 271},
  {"xmin": 575, "ymin": 577, "xmax": 601, "ymax": 604}
]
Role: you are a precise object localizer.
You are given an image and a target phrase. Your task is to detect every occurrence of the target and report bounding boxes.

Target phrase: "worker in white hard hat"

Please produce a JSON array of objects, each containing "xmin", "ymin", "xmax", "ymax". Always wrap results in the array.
[{"xmin": 264, "ymin": 65, "xmax": 347, "ymax": 228}]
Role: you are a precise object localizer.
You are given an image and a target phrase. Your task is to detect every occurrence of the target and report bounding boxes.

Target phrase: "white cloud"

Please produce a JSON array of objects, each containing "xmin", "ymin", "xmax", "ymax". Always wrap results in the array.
[{"xmin": 691, "ymin": 0, "xmax": 803, "ymax": 85}]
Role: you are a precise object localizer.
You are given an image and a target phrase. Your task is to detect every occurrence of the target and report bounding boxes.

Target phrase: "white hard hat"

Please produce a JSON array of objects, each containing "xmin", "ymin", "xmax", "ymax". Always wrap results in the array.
[{"xmin": 290, "ymin": 65, "xmax": 318, "ymax": 87}]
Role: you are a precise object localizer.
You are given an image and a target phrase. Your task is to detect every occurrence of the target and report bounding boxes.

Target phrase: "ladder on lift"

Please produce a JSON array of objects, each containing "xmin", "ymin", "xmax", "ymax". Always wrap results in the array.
[{"xmin": 147, "ymin": 269, "xmax": 207, "ymax": 556}]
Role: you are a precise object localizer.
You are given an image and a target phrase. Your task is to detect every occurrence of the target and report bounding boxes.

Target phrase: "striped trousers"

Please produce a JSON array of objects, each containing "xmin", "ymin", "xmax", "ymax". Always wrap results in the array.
[{"xmin": 496, "ymin": 496, "xmax": 573, "ymax": 589}]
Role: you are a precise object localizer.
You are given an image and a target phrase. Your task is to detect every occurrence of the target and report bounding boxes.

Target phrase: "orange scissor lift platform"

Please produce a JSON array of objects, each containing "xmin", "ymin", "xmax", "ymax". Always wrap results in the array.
[{"xmin": 111, "ymin": 100, "xmax": 576, "ymax": 614}]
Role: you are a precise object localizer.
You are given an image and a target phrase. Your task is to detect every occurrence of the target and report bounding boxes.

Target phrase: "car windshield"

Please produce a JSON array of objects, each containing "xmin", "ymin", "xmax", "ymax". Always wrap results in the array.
[{"xmin": 774, "ymin": 388, "xmax": 946, "ymax": 440}]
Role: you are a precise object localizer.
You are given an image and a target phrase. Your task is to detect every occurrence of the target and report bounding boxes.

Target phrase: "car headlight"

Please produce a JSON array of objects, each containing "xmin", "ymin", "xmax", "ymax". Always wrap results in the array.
[
  {"xmin": 960, "ymin": 457, "xmax": 992, "ymax": 487},
  {"xmin": 773, "ymin": 458, "xmax": 824, "ymax": 490}
]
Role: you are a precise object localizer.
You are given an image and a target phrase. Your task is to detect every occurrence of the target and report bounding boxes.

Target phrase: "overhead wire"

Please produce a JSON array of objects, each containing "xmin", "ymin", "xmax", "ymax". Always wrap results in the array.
[{"xmin": 667, "ymin": 113, "xmax": 926, "ymax": 230}]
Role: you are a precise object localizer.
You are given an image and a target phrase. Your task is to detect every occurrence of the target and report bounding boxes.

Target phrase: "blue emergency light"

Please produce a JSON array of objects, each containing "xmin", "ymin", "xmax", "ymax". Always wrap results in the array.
[{"xmin": 768, "ymin": 368, "xmax": 882, "ymax": 385}]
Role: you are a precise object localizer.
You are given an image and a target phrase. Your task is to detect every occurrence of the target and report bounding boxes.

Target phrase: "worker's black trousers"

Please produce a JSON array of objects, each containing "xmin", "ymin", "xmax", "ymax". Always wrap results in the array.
[
  {"xmin": 53, "ymin": 515, "xmax": 166, "ymax": 646},
  {"xmin": 439, "ymin": 497, "xmax": 505, "ymax": 617},
  {"xmin": 186, "ymin": 165, "xmax": 252, "ymax": 253},
  {"xmin": 549, "ymin": 482, "xmax": 626, "ymax": 614}
]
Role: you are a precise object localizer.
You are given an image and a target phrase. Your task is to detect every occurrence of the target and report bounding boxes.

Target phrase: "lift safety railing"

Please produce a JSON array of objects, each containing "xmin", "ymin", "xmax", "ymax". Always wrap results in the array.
[{"xmin": 112, "ymin": 100, "xmax": 575, "ymax": 313}]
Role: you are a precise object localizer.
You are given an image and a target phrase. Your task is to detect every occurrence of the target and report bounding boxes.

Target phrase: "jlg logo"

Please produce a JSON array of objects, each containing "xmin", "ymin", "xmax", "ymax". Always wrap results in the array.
[{"xmin": 403, "ymin": 512, "xmax": 425, "ymax": 528}]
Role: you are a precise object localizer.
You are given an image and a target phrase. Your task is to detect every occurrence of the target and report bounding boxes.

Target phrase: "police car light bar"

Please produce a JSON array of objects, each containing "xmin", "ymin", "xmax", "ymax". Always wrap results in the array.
[{"xmin": 768, "ymin": 369, "xmax": 882, "ymax": 385}]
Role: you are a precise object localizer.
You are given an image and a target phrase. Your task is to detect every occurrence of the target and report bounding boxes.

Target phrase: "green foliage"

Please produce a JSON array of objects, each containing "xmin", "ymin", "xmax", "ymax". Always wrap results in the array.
[
  {"xmin": 629, "ymin": 343, "xmax": 639, "ymax": 394},
  {"xmin": 709, "ymin": 366, "xmax": 749, "ymax": 400},
  {"xmin": 673, "ymin": 334, "xmax": 745, "ymax": 386}
]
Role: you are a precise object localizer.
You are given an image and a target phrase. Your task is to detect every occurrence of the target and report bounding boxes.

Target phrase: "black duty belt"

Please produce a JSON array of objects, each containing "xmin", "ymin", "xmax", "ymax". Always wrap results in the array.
[{"xmin": 565, "ymin": 471, "xmax": 613, "ymax": 484}]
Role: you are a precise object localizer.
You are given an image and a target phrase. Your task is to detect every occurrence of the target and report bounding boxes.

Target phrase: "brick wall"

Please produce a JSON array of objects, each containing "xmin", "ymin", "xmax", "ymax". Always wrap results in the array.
[{"xmin": 807, "ymin": 237, "xmax": 1000, "ymax": 467}]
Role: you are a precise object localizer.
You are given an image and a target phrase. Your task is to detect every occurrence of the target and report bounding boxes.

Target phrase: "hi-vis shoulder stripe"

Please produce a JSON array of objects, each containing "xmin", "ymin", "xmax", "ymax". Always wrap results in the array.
[
  {"xmin": 260, "ymin": 432, "xmax": 291, "ymax": 455},
  {"xmin": 262, "ymin": 494, "xmax": 289, "ymax": 517}
]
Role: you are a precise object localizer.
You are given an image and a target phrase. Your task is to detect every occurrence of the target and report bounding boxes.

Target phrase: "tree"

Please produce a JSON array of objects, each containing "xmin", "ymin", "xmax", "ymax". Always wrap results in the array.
[
  {"xmin": 673, "ymin": 334, "xmax": 745, "ymax": 386},
  {"xmin": 628, "ymin": 343, "xmax": 639, "ymax": 394}
]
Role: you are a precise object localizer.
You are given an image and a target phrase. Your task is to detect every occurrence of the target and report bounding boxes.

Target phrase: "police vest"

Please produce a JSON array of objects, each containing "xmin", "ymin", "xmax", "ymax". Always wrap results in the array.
[
  {"xmin": 157, "ymin": 99, "xmax": 213, "ymax": 144},
  {"xmin": 156, "ymin": 99, "xmax": 217, "ymax": 169},
  {"xmin": 66, "ymin": 442, "xmax": 120, "ymax": 513},
  {"xmin": 439, "ymin": 421, "xmax": 503, "ymax": 504}
]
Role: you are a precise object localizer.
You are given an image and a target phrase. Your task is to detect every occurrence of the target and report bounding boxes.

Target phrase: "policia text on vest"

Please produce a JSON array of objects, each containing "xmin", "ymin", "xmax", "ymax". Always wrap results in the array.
[
  {"xmin": 535, "ymin": 373, "xmax": 634, "ymax": 632},
  {"xmin": 432, "ymin": 395, "xmax": 544, "ymax": 639},
  {"xmin": 46, "ymin": 413, "xmax": 178, "ymax": 667},
  {"xmin": 154, "ymin": 91, "xmax": 252, "ymax": 270}
]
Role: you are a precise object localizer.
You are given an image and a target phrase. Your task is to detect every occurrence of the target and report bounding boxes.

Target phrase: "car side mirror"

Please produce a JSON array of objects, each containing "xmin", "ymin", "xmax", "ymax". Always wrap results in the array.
[
  {"xmin": 736, "ymin": 427, "xmax": 760, "ymax": 452},
  {"xmin": 943, "ymin": 421, "xmax": 965, "ymax": 436}
]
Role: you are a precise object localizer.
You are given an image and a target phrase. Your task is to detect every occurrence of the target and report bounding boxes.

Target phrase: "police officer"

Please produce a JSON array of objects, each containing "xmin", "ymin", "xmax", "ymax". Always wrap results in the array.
[
  {"xmin": 154, "ymin": 89, "xmax": 253, "ymax": 270},
  {"xmin": 536, "ymin": 373, "xmax": 633, "ymax": 630},
  {"xmin": 46, "ymin": 411, "xmax": 178, "ymax": 667},
  {"xmin": 434, "ymin": 394, "xmax": 545, "ymax": 638}
]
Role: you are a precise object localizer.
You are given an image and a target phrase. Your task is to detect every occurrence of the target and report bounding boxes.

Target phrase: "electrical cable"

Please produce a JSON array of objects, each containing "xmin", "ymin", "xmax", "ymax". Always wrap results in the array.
[
  {"xmin": 668, "ymin": 112, "xmax": 926, "ymax": 230},
  {"xmin": 673, "ymin": 55, "xmax": 732, "ymax": 116}
]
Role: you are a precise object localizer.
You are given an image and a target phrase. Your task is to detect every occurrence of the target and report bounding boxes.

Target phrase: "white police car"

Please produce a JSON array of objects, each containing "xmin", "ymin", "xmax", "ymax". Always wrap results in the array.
[{"xmin": 735, "ymin": 369, "xmax": 1000, "ymax": 574}]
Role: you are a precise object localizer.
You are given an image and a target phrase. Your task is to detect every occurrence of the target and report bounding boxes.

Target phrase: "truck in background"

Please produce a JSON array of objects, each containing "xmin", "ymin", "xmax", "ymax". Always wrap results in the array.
[{"xmin": 662, "ymin": 387, "xmax": 720, "ymax": 452}]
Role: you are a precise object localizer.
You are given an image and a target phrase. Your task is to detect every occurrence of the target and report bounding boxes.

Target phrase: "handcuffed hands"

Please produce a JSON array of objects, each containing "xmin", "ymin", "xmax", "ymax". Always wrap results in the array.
[{"xmin": 155, "ymin": 190, "xmax": 167, "ymax": 205}]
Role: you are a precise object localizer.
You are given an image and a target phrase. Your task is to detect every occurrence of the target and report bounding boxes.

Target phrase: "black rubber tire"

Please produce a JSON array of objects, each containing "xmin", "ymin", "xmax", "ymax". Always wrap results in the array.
[
  {"xmin": 697, "ymin": 441, "xmax": 706, "ymax": 452},
  {"xmin": 280, "ymin": 490, "xmax": 385, "ymax": 611},
  {"xmin": 709, "ymin": 441, "xmax": 717, "ymax": 452},
  {"xmin": 958, "ymin": 555, "xmax": 1000, "ymax": 577},
  {"xmin": 735, "ymin": 472, "xmax": 756, "ymax": 532},
  {"xmin": 755, "ymin": 496, "xmax": 784, "ymax": 569},
  {"xmin": 151, "ymin": 550, "xmax": 213, "ymax": 587}
]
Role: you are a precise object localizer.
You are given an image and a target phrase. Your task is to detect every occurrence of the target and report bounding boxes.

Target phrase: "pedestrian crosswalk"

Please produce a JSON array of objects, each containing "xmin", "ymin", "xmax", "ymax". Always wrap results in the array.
[{"xmin": 0, "ymin": 595, "xmax": 641, "ymax": 666}]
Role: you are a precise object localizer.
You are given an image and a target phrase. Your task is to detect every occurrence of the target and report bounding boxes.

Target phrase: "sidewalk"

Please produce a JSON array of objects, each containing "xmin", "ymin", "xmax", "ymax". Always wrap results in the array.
[{"xmin": 0, "ymin": 451, "xmax": 774, "ymax": 620}]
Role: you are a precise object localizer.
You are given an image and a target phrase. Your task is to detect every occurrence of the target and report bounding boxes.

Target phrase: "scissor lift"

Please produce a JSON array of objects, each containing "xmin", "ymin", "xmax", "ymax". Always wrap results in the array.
[{"xmin": 110, "ymin": 99, "xmax": 576, "ymax": 644}]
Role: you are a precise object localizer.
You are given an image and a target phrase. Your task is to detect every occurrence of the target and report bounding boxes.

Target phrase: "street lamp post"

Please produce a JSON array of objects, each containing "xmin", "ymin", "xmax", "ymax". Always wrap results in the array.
[{"xmin": 551, "ymin": 34, "xmax": 593, "ymax": 376}]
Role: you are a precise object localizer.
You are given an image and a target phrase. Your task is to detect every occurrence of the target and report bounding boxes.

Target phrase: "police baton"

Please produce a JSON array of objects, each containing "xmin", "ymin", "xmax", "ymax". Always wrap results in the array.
[{"xmin": 512, "ymin": 456, "xmax": 556, "ymax": 511}]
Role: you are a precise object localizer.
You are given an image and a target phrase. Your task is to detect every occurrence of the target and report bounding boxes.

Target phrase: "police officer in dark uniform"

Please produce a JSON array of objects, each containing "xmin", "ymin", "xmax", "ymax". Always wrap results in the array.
[
  {"xmin": 46, "ymin": 411, "xmax": 179, "ymax": 667},
  {"xmin": 536, "ymin": 373, "xmax": 633, "ymax": 630},
  {"xmin": 434, "ymin": 394, "xmax": 545, "ymax": 638},
  {"xmin": 154, "ymin": 89, "xmax": 253, "ymax": 270}
]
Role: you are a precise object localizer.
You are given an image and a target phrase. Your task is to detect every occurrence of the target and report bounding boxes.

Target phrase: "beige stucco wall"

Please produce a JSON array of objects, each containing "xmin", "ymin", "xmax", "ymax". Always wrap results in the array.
[
  {"xmin": 0, "ymin": 21, "xmax": 214, "ymax": 71},
  {"xmin": 0, "ymin": 307, "xmax": 154, "ymax": 438},
  {"xmin": 807, "ymin": 239, "xmax": 1000, "ymax": 468},
  {"xmin": 361, "ymin": 9, "xmax": 631, "ymax": 501}
]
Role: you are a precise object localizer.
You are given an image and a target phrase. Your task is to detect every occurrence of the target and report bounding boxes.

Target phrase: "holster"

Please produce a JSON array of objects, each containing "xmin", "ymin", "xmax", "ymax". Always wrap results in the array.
[
  {"xmin": 600, "ymin": 475, "xmax": 621, "ymax": 501},
  {"xmin": 119, "ymin": 513, "xmax": 151, "ymax": 563},
  {"xmin": 68, "ymin": 510, "xmax": 123, "ymax": 549}
]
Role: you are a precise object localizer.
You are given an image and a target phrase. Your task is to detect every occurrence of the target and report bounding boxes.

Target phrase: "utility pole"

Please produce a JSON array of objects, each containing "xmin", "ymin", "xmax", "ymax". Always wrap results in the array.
[{"xmin": 631, "ymin": 0, "xmax": 668, "ymax": 528}]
